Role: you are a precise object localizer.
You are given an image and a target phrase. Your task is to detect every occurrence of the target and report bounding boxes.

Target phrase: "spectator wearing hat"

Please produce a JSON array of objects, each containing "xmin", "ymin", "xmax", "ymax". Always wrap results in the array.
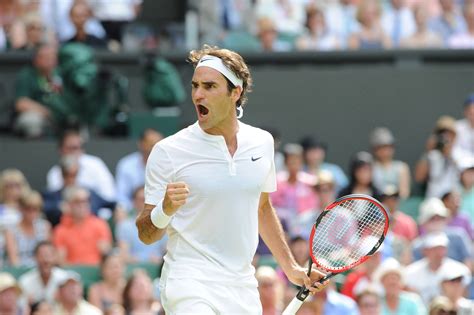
[
  {"xmin": 256, "ymin": 266, "xmax": 284, "ymax": 315},
  {"xmin": 405, "ymin": 231, "xmax": 470, "ymax": 304},
  {"xmin": 453, "ymin": 93, "xmax": 474, "ymax": 166},
  {"xmin": 428, "ymin": 296, "xmax": 457, "ymax": 315},
  {"xmin": 373, "ymin": 257, "xmax": 426, "ymax": 315},
  {"xmin": 52, "ymin": 271, "xmax": 102, "ymax": 315},
  {"xmin": 271, "ymin": 143, "xmax": 319, "ymax": 224},
  {"xmin": 442, "ymin": 191, "xmax": 473, "ymax": 240},
  {"xmin": 18, "ymin": 241, "xmax": 68, "ymax": 305},
  {"xmin": 338, "ymin": 151, "xmax": 382, "ymax": 200},
  {"xmin": 0, "ymin": 272, "xmax": 26, "ymax": 315},
  {"xmin": 370, "ymin": 127, "xmax": 411, "ymax": 199},
  {"xmin": 355, "ymin": 287, "xmax": 382, "ymax": 315},
  {"xmin": 380, "ymin": 186, "xmax": 418, "ymax": 241},
  {"xmin": 300, "ymin": 135, "xmax": 348, "ymax": 194},
  {"xmin": 438, "ymin": 264, "xmax": 473, "ymax": 314},
  {"xmin": 256, "ymin": 17, "xmax": 292, "ymax": 52},
  {"xmin": 412, "ymin": 197, "xmax": 472, "ymax": 267},
  {"xmin": 415, "ymin": 115, "xmax": 461, "ymax": 198}
]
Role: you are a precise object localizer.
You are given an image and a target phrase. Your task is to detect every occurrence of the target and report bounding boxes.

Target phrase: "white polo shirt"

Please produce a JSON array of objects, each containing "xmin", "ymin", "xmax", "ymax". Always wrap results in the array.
[{"xmin": 145, "ymin": 121, "xmax": 276, "ymax": 286}]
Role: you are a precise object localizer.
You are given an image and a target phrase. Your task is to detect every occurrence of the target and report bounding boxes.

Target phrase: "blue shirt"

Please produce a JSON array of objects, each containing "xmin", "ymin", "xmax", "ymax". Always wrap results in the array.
[
  {"xmin": 115, "ymin": 151, "xmax": 145, "ymax": 211},
  {"xmin": 324, "ymin": 290, "xmax": 360, "ymax": 315},
  {"xmin": 382, "ymin": 291, "xmax": 427, "ymax": 315},
  {"xmin": 428, "ymin": 14, "xmax": 466, "ymax": 43},
  {"xmin": 115, "ymin": 218, "xmax": 167, "ymax": 262}
]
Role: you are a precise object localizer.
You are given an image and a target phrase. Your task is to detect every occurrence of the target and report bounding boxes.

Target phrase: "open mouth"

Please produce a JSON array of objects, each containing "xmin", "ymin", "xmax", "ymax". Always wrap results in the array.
[{"xmin": 197, "ymin": 104, "xmax": 209, "ymax": 116}]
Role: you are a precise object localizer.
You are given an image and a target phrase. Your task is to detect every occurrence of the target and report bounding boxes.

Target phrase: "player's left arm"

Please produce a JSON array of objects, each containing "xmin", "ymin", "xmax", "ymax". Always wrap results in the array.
[{"xmin": 258, "ymin": 192, "xmax": 326, "ymax": 293}]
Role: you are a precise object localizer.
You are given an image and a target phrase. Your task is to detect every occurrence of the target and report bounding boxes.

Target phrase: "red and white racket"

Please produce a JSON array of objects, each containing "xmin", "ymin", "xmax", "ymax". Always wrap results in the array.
[{"xmin": 282, "ymin": 194, "xmax": 390, "ymax": 315}]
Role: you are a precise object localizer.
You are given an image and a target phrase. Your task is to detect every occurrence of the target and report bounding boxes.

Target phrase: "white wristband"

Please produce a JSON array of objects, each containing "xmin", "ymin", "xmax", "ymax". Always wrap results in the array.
[{"xmin": 150, "ymin": 202, "xmax": 172, "ymax": 229}]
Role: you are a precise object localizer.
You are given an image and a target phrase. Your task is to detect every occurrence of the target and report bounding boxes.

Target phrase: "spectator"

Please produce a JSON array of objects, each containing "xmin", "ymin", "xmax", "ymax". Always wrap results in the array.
[
  {"xmin": 0, "ymin": 168, "xmax": 29, "ymax": 228},
  {"xmin": 373, "ymin": 257, "xmax": 427, "ymax": 315},
  {"xmin": 340, "ymin": 245, "xmax": 383, "ymax": 300},
  {"xmin": 405, "ymin": 231, "xmax": 470, "ymax": 304},
  {"xmin": 6, "ymin": 190, "xmax": 51, "ymax": 267},
  {"xmin": 271, "ymin": 143, "xmax": 318, "ymax": 227},
  {"xmin": 0, "ymin": 272, "xmax": 26, "ymax": 315},
  {"xmin": 448, "ymin": 1, "xmax": 474, "ymax": 48},
  {"xmin": 413, "ymin": 197, "xmax": 472, "ymax": 267},
  {"xmin": 116, "ymin": 186, "xmax": 166, "ymax": 264},
  {"xmin": 38, "ymin": 0, "xmax": 106, "ymax": 43},
  {"xmin": 255, "ymin": 0, "xmax": 306, "ymax": 35},
  {"xmin": 115, "ymin": 129, "xmax": 162, "ymax": 211},
  {"xmin": 29, "ymin": 300, "xmax": 53, "ymax": 315},
  {"xmin": 428, "ymin": 0, "xmax": 466, "ymax": 44},
  {"xmin": 453, "ymin": 93, "xmax": 474, "ymax": 166},
  {"xmin": 296, "ymin": 5, "xmax": 341, "ymax": 51},
  {"xmin": 53, "ymin": 186, "xmax": 112, "ymax": 265},
  {"xmin": 442, "ymin": 191, "xmax": 473, "ymax": 240},
  {"xmin": 415, "ymin": 115, "xmax": 460, "ymax": 198},
  {"xmin": 0, "ymin": 0, "xmax": 25, "ymax": 51},
  {"xmin": 122, "ymin": 269, "xmax": 160, "ymax": 315},
  {"xmin": 338, "ymin": 151, "xmax": 382, "ymax": 200},
  {"xmin": 381, "ymin": 0, "xmax": 416, "ymax": 47},
  {"xmin": 438, "ymin": 265, "xmax": 474, "ymax": 314},
  {"xmin": 52, "ymin": 271, "xmax": 102, "ymax": 315},
  {"xmin": 400, "ymin": 4, "xmax": 444, "ymax": 48},
  {"xmin": 428, "ymin": 296, "xmax": 457, "ymax": 315},
  {"xmin": 256, "ymin": 17, "xmax": 292, "ymax": 52},
  {"xmin": 370, "ymin": 127, "xmax": 411, "ymax": 199},
  {"xmin": 459, "ymin": 165, "xmax": 474, "ymax": 221},
  {"xmin": 300, "ymin": 135, "xmax": 349, "ymax": 194},
  {"xmin": 88, "ymin": 0, "xmax": 143, "ymax": 44},
  {"xmin": 16, "ymin": 13, "xmax": 54, "ymax": 51},
  {"xmin": 88, "ymin": 252, "xmax": 126, "ymax": 313},
  {"xmin": 18, "ymin": 241, "xmax": 68, "ymax": 304},
  {"xmin": 46, "ymin": 129, "xmax": 116, "ymax": 202},
  {"xmin": 304, "ymin": 283, "xmax": 360, "ymax": 315},
  {"xmin": 355, "ymin": 287, "xmax": 382, "ymax": 315},
  {"xmin": 64, "ymin": 1, "xmax": 107, "ymax": 49},
  {"xmin": 13, "ymin": 43, "xmax": 66, "ymax": 138},
  {"xmin": 43, "ymin": 154, "xmax": 116, "ymax": 227},
  {"xmin": 325, "ymin": 0, "xmax": 359, "ymax": 47},
  {"xmin": 348, "ymin": 0, "xmax": 392, "ymax": 50},
  {"xmin": 256, "ymin": 266, "xmax": 284, "ymax": 315},
  {"xmin": 380, "ymin": 186, "xmax": 418, "ymax": 241}
]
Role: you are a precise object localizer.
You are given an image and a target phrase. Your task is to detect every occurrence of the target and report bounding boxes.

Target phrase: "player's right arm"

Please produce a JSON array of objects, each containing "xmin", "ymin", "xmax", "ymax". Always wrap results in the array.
[{"xmin": 136, "ymin": 182, "xmax": 189, "ymax": 244}]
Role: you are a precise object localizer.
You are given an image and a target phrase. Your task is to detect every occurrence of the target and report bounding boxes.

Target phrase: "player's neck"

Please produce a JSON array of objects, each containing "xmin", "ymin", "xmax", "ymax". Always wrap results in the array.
[{"xmin": 202, "ymin": 117, "xmax": 239, "ymax": 146}]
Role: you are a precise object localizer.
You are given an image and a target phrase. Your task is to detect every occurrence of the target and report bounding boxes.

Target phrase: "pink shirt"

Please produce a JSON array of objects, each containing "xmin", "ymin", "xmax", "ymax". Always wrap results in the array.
[{"xmin": 391, "ymin": 211, "xmax": 419, "ymax": 241}]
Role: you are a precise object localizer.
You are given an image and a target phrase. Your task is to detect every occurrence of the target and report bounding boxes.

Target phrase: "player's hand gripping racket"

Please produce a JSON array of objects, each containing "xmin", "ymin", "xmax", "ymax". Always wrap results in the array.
[{"xmin": 282, "ymin": 194, "xmax": 390, "ymax": 315}]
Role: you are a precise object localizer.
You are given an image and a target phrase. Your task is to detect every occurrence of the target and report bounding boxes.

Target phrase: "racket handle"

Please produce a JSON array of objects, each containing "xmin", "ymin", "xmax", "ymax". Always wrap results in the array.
[{"xmin": 282, "ymin": 297, "xmax": 304, "ymax": 315}]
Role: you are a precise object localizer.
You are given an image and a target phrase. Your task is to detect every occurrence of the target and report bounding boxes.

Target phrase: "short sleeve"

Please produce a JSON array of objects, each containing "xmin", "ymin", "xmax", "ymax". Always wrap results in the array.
[
  {"xmin": 144, "ymin": 143, "xmax": 175, "ymax": 205},
  {"xmin": 262, "ymin": 132, "xmax": 277, "ymax": 193}
]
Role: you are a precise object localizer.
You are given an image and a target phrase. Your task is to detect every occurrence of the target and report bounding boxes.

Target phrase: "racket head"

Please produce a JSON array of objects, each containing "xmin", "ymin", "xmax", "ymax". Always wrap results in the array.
[{"xmin": 308, "ymin": 194, "xmax": 389, "ymax": 273}]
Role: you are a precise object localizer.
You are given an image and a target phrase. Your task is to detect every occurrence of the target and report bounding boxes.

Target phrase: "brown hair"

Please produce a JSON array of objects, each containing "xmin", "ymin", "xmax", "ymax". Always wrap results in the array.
[{"xmin": 187, "ymin": 45, "xmax": 253, "ymax": 107}]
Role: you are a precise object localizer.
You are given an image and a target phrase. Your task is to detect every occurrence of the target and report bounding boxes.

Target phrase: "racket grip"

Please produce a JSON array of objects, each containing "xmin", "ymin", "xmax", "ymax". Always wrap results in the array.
[{"xmin": 282, "ymin": 297, "xmax": 304, "ymax": 315}]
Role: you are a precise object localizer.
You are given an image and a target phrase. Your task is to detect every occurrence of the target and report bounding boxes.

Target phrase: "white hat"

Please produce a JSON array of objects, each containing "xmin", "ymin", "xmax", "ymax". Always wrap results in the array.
[
  {"xmin": 439, "ymin": 263, "xmax": 472, "ymax": 287},
  {"xmin": 418, "ymin": 198, "xmax": 448, "ymax": 225},
  {"xmin": 423, "ymin": 232, "xmax": 449, "ymax": 248},
  {"xmin": 373, "ymin": 257, "xmax": 404, "ymax": 285},
  {"xmin": 57, "ymin": 271, "xmax": 81, "ymax": 287},
  {"xmin": 0, "ymin": 273, "xmax": 21, "ymax": 294}
]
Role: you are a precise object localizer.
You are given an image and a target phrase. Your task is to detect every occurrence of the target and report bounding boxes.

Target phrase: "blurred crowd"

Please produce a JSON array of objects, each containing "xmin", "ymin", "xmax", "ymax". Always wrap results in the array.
[
  {"xmin": 2, "ymin": 0, "xmax": 474, "ymax": 55},
  {"xmin": 0, "ymin": 95, "xmax": 472, "ymax": 314}
]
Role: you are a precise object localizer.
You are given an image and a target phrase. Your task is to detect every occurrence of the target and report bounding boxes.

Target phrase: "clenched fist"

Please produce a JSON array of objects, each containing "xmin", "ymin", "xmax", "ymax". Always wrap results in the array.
[{"xmin": 162, "ymin": 182, "xmax": 189, "ymax": 216}]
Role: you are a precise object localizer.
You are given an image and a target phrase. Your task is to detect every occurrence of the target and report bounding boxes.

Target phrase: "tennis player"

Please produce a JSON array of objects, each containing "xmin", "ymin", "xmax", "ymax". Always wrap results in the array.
[{"xmin": 136, "ymin": 45, "xmax": 327, "ymax": 314}]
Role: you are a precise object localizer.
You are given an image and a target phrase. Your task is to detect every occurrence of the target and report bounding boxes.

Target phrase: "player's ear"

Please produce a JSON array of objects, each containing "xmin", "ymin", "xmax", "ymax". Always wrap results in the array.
[{"xmin": 231, "ymin": 86, "xmax": 242, "ymax": 103}]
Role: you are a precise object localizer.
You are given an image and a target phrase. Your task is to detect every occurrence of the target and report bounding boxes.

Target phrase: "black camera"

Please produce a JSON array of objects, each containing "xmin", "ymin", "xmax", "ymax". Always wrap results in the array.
[{"xmin": 435, "ymin": 131, "xmax": 451, "ymax": 151}]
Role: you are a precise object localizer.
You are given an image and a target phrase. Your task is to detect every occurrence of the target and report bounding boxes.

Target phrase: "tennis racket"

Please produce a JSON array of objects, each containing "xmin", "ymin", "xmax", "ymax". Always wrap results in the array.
[{"xmin": 282, "ymin": 194, "xmax": 390, "ymax": 315}]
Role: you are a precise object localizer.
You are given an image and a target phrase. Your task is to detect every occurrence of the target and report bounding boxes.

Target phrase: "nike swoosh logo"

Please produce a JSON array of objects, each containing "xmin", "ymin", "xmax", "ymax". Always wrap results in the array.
[{"xmin": 251, "ymin": 156, "xmax": 263, "ymax": 162}]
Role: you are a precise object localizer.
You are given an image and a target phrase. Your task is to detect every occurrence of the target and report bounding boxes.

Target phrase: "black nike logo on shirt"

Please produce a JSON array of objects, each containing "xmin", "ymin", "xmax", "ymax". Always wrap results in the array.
[{"xmin": 251, "ymin": 156, "xmax": 262, "ymax": 161}]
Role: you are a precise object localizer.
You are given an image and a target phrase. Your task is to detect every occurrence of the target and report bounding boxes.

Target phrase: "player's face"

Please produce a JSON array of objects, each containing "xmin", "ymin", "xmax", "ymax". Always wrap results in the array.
[{"xmin": 191, "ymin": 67, "xmax": 240, "ymax": 134}]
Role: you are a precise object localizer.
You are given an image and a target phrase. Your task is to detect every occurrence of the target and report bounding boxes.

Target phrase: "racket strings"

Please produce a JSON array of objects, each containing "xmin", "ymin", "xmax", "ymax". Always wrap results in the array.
[{"xmin": 311, "ymin": 199, "xmax": 386, "ymax": 271}]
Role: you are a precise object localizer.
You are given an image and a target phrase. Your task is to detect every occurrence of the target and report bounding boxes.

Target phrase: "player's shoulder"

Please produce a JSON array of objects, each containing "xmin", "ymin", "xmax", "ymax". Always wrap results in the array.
[{"xmin": 239, "ymin": 122, "xmax": 274, "ymax": 144}]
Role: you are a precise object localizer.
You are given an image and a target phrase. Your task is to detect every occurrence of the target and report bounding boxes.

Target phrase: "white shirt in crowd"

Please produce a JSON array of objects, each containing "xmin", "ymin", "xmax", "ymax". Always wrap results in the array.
[
  {"xmin": 381, "ymin": 7, "xmax": 416, "ymax": 45},
  {"xmin": 448, "ymin": 32, "xmax": 474, "ymax": 49},
  {"xmin": 453, "ymin": 118, "xmax": 474, "ymax": 166},
  {"xmin": 145, "ymin": 122, "xmax": 276, "ymax": 286},
  {"xmin": 19, "ymin": 267, "xmax": 69, "ymax": 304},
  {"xmin": 405, "ymin": 257, "xmax": 470, "ymax": 305},
  {"xmin": 89, "ymin": 0, "xmax": 143, "ymax": 21},
  {"xmin": 47, "ymin": 153, "xmax": 116, "ymax": 202}
]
